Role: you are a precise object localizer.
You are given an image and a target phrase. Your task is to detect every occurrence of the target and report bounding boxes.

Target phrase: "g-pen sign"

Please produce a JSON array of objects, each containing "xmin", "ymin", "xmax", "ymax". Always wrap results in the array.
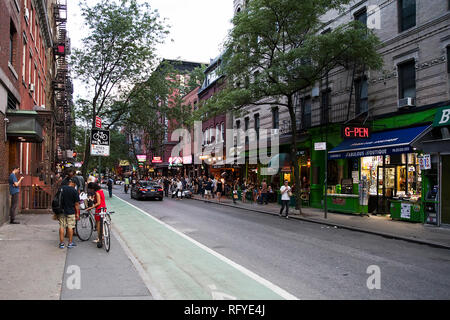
[{"xmin": 342, "ymin": 125, "xmax": 371, "ymax": 139}]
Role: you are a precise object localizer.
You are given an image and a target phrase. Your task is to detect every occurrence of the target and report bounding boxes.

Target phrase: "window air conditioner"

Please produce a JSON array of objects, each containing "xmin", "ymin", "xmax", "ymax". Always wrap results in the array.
[
  {"xmin": 271, "ymin": 129, "xmax": 280, "ymax": 135},
  {"xmin": 398, "ymin": 97, "xmax": 415, "ymax": 109},
  {"xmin": 24, "ymin": 8, "xmax": 29, "ymax": 21},
  {"xmin": 29, "ymin": 83, "xmax": 35, "ymax": 92}
]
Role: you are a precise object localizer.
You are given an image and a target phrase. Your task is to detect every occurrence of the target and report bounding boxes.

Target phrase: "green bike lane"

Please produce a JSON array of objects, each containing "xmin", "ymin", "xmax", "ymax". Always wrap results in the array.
[{"xmin": 107, "ymin": 195, "xmax": 298, "ymax": 300}]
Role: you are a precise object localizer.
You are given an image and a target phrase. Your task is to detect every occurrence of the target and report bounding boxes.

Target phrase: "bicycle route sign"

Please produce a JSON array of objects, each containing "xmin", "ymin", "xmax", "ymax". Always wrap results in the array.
[{"xmin": 90, "ymin": 129, "xmax": 110, "ymax": 157}]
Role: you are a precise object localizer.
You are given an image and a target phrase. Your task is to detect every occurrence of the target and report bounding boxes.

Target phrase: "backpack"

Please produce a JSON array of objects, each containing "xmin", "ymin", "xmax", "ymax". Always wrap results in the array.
[
  {"xmin": 52, "ymin": 187, "xmax": 64, "ymax": 215},
  {"xmin": 107, "ymin": 179, "xmax": 113, "ymax": 188}
]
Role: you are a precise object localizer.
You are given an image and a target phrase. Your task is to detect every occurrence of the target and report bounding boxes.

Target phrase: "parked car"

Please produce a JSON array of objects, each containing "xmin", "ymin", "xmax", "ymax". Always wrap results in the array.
[{"xmin": 131, "ymin": 181, "xmax": 164, "ymax": 201}]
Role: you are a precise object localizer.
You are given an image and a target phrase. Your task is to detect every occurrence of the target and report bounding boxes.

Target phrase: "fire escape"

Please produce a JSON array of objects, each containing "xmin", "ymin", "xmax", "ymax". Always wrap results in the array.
[{"xmin": 53, "ymin": 0, "xmax": 73, "ymax": 161}]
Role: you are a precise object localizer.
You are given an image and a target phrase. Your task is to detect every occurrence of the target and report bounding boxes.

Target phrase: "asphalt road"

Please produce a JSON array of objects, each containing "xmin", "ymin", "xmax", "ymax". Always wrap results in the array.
[{"xmin": 112, "ymin": 185, "xmax": 450, "ymax": 299}]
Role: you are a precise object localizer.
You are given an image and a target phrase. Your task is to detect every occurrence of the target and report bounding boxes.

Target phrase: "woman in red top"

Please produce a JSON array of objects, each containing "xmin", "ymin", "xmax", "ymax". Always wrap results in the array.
[{"xmin": 86, "ymin": 182, "xmax": 107, "ymax": 245}]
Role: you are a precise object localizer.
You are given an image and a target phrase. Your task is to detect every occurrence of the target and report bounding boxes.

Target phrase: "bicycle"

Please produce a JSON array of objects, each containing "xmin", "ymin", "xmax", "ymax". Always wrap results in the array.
[
  {"xmin": 97, "ymin": 208, "xmax": 114, "ymax": 252},
  {"xmin": 76, "ymin": 209, "xmax": 95, "ymax": 241}
]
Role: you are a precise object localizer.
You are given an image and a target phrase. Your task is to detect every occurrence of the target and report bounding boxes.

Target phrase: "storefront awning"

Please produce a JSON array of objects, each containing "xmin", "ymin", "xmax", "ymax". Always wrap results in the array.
[
  {"xmin": 329, "ymin": 125, "xmax": 431, "ymax": 160},
  {"xmin": 6, "ymin": 110, "xmax": 44, "ymax": 143}
]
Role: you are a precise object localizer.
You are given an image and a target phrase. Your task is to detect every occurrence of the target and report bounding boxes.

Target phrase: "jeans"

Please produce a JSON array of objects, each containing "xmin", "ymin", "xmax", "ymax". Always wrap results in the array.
[
  {"xmin": 280, "ymin": 200, "xmax": 290, "ymax": 216},
  {"xmin": 262, "ymin": 193, "xmax": 268, "ymax": 204},
  {"xmin": 108, "ymin": 188, "xmax": 112, "ymax": 198},
  {"xmin": 10, "ymin": 193, "xmax": 19, "ymax": 221}
]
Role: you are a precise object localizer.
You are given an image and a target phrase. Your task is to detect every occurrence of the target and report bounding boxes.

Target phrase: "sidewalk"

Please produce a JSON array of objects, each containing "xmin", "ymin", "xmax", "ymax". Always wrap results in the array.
[
  {"xmin": 0, "ymin": 214, "xmax": 66, "ymax": 299},
  {"xmin": 192, "ymin": 195, "xmax": 450, "ymax": 250},
  {"xmin": 0, "ymin": 213, "xmax": 152, "ymax": 300}
]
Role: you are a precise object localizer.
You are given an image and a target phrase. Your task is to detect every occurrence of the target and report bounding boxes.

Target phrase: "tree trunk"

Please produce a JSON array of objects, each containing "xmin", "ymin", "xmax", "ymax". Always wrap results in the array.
[{"xmin": 287, "ymin": 95, "xmax": 302, "ymax": 215}]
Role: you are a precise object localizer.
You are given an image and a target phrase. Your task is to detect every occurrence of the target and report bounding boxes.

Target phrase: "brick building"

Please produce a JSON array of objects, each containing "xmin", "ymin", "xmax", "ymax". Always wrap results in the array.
[{"xmin": 0, "ymin": 0, "xmax": 73, "ymax": 225}]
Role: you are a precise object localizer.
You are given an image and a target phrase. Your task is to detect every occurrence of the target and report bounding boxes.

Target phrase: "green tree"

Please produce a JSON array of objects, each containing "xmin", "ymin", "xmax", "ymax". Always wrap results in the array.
[
  {"xmin": 71, "ymin": 0, "xmax": 169, "ymax": 176},
  {"xmin": 201, "ymin": 0, "xmax": 383, "ymax": 213}
]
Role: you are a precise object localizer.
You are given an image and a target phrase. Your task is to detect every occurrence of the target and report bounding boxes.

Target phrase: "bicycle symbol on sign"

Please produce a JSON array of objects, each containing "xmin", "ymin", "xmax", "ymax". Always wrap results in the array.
[{"xmin": 93, "ymin": 131, "xmax": 108, "ymax": 142}]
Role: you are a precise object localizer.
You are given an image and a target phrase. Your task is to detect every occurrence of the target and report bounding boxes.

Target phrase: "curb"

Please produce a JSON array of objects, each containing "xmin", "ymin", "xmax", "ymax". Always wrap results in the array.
[{"xmin": 191, "ymin": 197, "xmax": 450, "ymax": 250}]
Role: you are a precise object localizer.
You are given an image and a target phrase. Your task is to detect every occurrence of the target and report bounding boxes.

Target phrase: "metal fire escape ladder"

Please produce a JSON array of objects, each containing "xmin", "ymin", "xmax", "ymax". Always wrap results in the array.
[{"xmin": 53, "ymin": 0, "xmax": 73, "ymax": 157}]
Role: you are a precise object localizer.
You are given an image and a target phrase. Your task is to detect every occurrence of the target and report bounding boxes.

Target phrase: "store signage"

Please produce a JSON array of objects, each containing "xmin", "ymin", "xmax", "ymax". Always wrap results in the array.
[
  {"xmin": 418, "ymin": 154, "xmax": 431, "ymax": 170},
  {"xmin": 314, "ymin": 142, "xmax": 327, "ymax": 151},
  {"xmin": 342, "ymin": 126, "xmax": 371, "ymax": 139},
  {"xmin": 433, "ymin": 107, "xmax": 450, "ymax": 127},
  {"xmin": 119, "ymin": 160, "xmax": 130, "ymax": 166},
  {"xmin": 90, "ymin": 129, "xmax": 110, "ymax": 157},
  {"xmin": 152, "ymin": 157, "xmax": 163, "ymax": 163},
  {"xmin": 169, "ymin": 157, "xmax": 183, "ymax": 166},
  {"xmin": 183, "ymin": 155, "xmax": 192, "ymax": 165},
  {"xmin": 329, "ymin": 146, "xmax": 412, "ymax": 160},
  {"xmin": 401, "ymin": 203, "xmax": 411, "ymax": 219},
  {"xmin": 137, "ymin": 155, "xmax": 147, "ymax": 163}
]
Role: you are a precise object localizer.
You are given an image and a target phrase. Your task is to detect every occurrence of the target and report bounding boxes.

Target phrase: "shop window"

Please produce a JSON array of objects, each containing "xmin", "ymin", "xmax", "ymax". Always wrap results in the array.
[
  {"xmin": 398, "ymin": 60, "xmax": 416, "ymax": 99},
  {"xmin": 355, "ymin": 77, "xmax": 368, "ymax": 114},
  {"xmin": 398, "ymin": 0, "xmax": 416, "ymax": 32}
]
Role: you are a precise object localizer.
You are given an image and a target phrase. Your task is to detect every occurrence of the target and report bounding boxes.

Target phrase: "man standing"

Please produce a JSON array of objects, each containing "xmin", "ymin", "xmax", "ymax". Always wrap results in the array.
[
  {"xmin": 163, "ymin": 177, "xmax": 170, "ymax": 197},
  {"xmin": 58, "ymin": 178, "xmax": 80, "ymax": 249},
  {"xmin": 107, "ymin": 176, "xmax": 113, "ymax": 198},
  {"xmin": 279, "ymin": 180, "xmax": 292, "ymax": 219},
  {"xmin": 9, "ymin": 167, "xmax": 24, "ymax": 224},
  {"xmin": 261, "ymin": 179, "xmax": 268, "ymax": 205}
]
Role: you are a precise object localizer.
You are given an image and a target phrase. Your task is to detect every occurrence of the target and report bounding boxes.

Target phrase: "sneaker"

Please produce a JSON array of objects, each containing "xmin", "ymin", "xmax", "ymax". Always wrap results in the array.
[
  {"xmin": 59, "ymin": 243, "xmax": 65, "ymax": 249},
  {"xmin": 67, "ymin": 242, "xmax": 76, "ymax": 249},
  {"xmin": 285, "ymin": 215, "xmax": 289, "ymax": 219},
  {"xmin": 10, "ymin": 220, "xmax": 20, "ymax": 224}
]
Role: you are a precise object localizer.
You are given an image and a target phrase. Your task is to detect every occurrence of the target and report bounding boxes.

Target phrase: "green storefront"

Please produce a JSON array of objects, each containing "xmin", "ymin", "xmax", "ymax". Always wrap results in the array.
[{"xmin": 296, "ymin": 105, "xmax": 449, "ymax": 224}]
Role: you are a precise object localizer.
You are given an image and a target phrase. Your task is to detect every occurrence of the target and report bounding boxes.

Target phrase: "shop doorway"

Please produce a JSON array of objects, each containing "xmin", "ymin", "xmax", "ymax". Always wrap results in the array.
[
  {"xmin": 442, "ymin": 155, "xmax": 450, "ymax": 225},
  {"xmin": 377, "ymin": 165, "xmax": 397, "ymax": 213}
]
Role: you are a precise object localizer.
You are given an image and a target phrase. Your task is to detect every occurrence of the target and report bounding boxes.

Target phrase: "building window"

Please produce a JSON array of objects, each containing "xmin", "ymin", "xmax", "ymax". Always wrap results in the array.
[
  {"xmin": 254, "ymin": 114, "xmax": 260, "ymax": 140},
  {"xmin": 399, "ymin": 0, "xmax": 416, "ymax": 32},
  {"xmin": 22, "ymin": 43, "xmax": 27, "ymax": 82},
  {"xmin": 398, "ymin": 60, "xmax": 416, "ymax": 99},
  {"xmin": 355, "ymin": 77, "xmax": 369, "ymax": 114},
  {"xmin": 221, "ymin": 122, "xmax": 225, "ymax": 142},
  {"xmin": 244, "ymin": 117, "xmax": 249, "ymax": 131},
  {"xmin": 216, "ymin": 124, "xmax": 220, "ymax": 143},
  {"xmin": 321, "ymin": 90, "xmax": 330, "ymax": 125},
  {"xmin": 272, "ymin": 108, "xmax": 279, "ymax": 129},
  {"xmin": 354, "ymin": 7, "xmax": 367, "ymax": 27},
  {"xmin": 301, "ymin": 97, "xmax": 312, "ymax": 129},
  {"xmin": 9, "ymin": 22, "xmax": 17, "ymax": 65},
  {"xmin": 236, "ymin": 120, "xmax": 241, "ymax": 130},
  {"xmin": 447, "ymin": 46, "xmax": 450, "ymax": 73}
]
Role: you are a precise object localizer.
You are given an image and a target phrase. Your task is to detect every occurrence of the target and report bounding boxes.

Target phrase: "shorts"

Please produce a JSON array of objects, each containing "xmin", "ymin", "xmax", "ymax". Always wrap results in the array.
[
  {"xmin": 58, "ymin": 214, "xmax": 76, "ymax": 229},
  {"xmin": 204, "ymin": 190, "xmax": 211, "ymax": 195}
]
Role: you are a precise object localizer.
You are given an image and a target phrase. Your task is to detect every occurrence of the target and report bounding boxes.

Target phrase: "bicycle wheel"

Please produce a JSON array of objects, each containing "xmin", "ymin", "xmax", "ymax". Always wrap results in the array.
[
  {"xmin": 103, "ymin": 220, "xmax": 111, "ymax": 252},
  {"xmin": 97, "ymin": 217, "xmax": 103, "ymax": 248},
  {"xmin": 76, "ymin": 213, "xmax": 93, "ymax": 241}
]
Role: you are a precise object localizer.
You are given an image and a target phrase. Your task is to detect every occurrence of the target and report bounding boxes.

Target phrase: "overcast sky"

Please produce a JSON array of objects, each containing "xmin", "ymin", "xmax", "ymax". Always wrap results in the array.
[{"xmin": 67, "ymin": 0, "xmax": 234, "ymax": 67}]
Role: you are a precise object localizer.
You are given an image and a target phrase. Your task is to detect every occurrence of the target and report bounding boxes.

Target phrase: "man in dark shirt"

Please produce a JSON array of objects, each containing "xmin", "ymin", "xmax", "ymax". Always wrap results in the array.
[
  {"xmin": 57, "ymin": 179, "xmax": 80, "ymax": 249},
  {"xmin": 9, "ymin": 167, "xmax": 24, "ymax": 224}
]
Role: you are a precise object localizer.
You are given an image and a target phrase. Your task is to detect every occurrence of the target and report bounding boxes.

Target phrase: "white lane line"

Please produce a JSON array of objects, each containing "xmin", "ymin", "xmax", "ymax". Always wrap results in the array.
[{"xmin": 112, "ymin": 195, "xmax": 299, "ymax": 300}]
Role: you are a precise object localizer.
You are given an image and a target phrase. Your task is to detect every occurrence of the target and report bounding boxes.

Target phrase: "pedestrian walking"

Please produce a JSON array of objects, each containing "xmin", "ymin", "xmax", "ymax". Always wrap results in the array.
[
  {"xmin": 204, "ymin": 177, "xmax": 213, "ymax": 201},
  {"xmin": 57, "ymin": 178, "xmax": 80, "ymax": 249},
  {"xmin": 107, "ymin": 176, "xmax": 113, "ymax": 198},
  {"xmin": 232, "ymin": 179, "xmax": 239, "ymax": 204},
  {"xmin": 216, "ymin": 179, "xmax": 223, "ymax": 203},
  {"xmin": 8, "ymin": 167, "xmax": 24, "ymax": 224},
  {"xmin": 176, "ymin": 179, "xmax": 183, "ymax": 200},
  {"xmin": 241, "ymin": 179, "xmax": 248, "ymax": 203},
  {"xmin": 124, "ymin": 176, "xmax": 130, "ymax": 193},
  {"xmin": 279, "ymin": 180, "xmax": 292, "ymax": 219}
]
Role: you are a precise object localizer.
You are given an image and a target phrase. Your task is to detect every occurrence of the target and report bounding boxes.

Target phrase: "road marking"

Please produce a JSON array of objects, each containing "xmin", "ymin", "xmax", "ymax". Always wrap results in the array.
[
  {"xmin": 112, "ymin": 225, "xmax": 163, "ymax": 300},
  {"xmin": 113, "ymin": 195, "xmax": 299, "ymax": 300}
]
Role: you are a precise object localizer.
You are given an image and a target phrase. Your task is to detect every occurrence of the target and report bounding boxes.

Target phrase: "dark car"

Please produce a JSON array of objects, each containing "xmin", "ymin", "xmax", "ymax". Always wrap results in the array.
[{"xmin": 131, "ymin": 181, "xmax": 164, "ymax": 201}]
